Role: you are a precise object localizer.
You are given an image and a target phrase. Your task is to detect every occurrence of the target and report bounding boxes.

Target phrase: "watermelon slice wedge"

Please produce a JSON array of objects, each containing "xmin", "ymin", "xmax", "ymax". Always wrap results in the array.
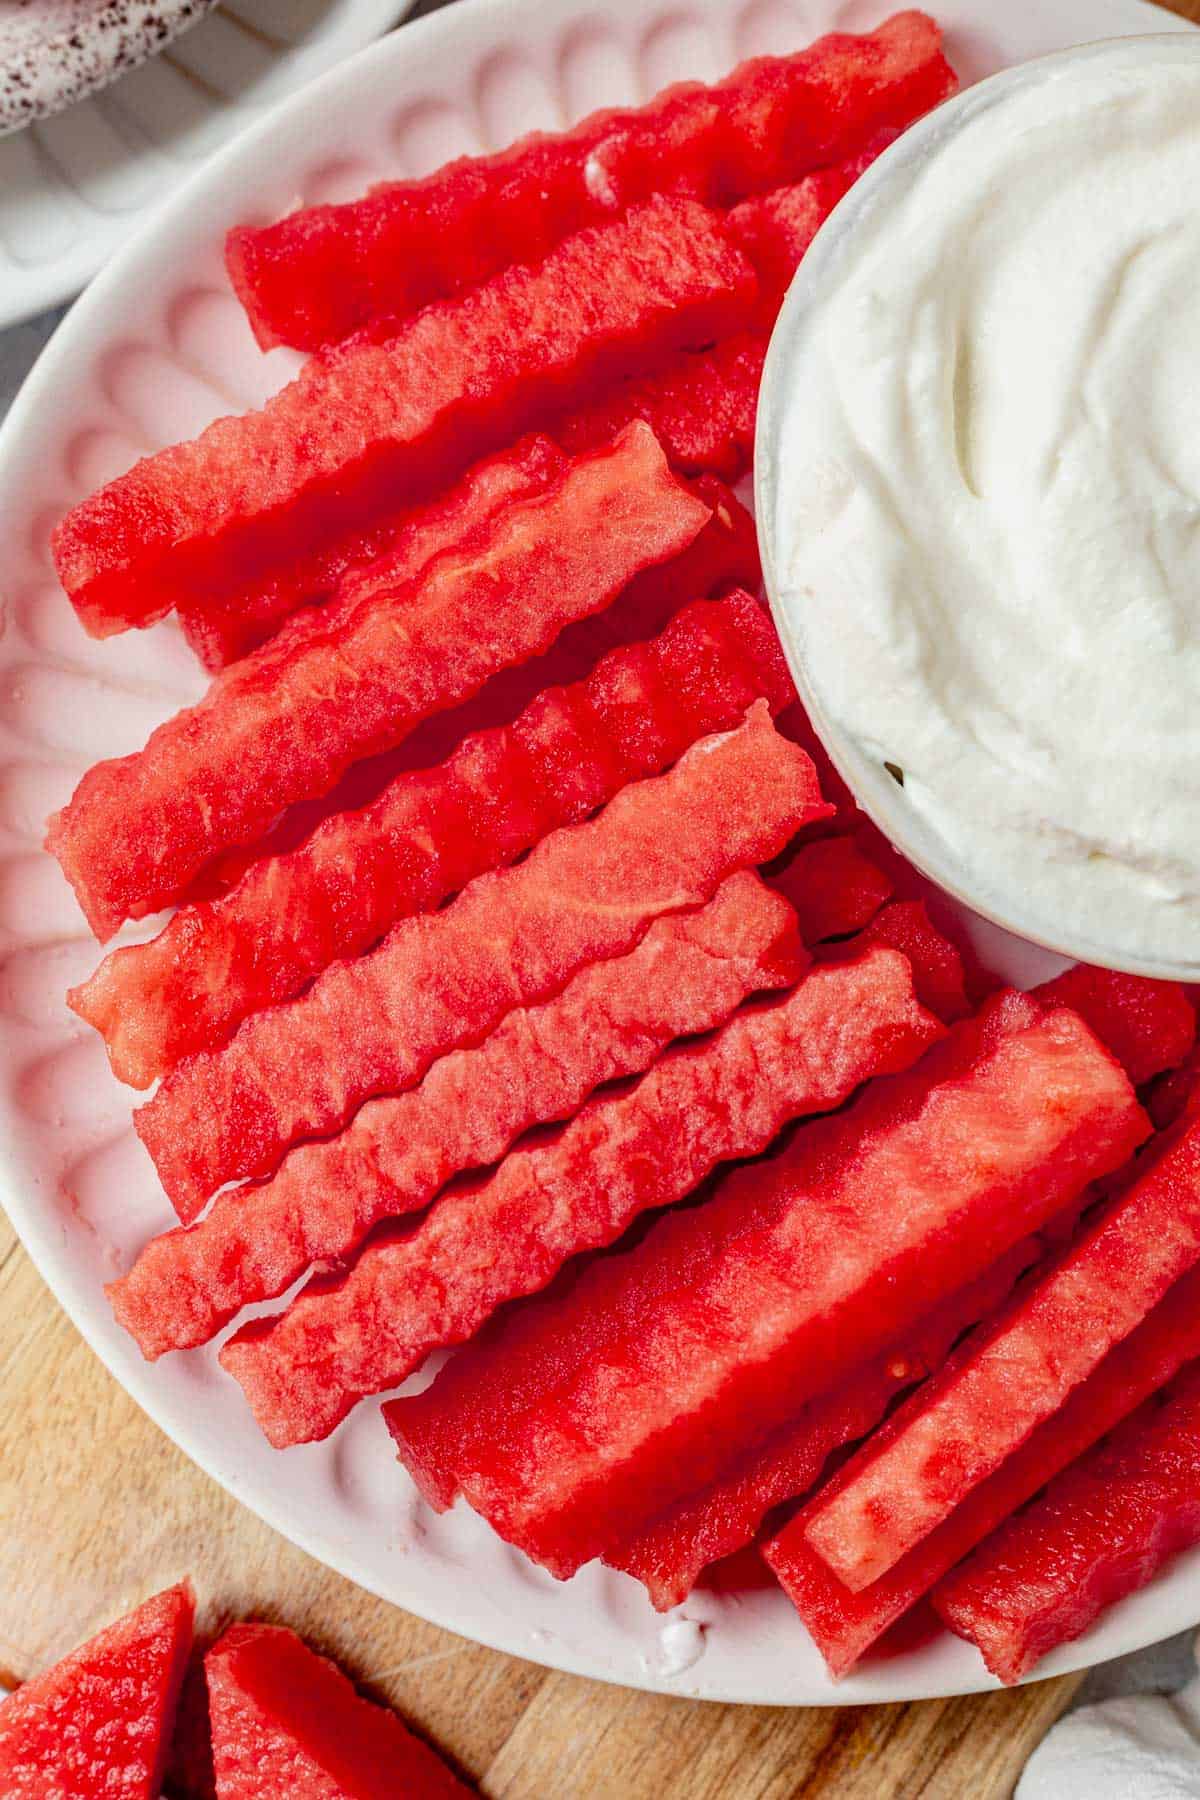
[
  {"xmin": 385, "ymin": 992, "xmax": 1146, "ymax": 1574},
  {"xmin": 53, "ymin": 199, "xmax": 755, "ymax": 641},
  {"xmin": 49, "ymin": 424, "xmax": 710, "ymax": 942},
  {"xmin": 136, "ymin": 702, "xmax": 827, "ymax": 1218},
  {"xmin": 110, "ymin": 871, "xmax": 801, "ymax": 1358},
  {"xmin": 764, "ymin": 1259, "xmax": 1200, "ymax": 1678},
  {"xmin": 225, "ymin": 13, "xmax": 954, "ymax": 353},
  {"xmin": 206, "ymin": 1623, "xmax": 469, "ymax": 1798},
  {"xmin": 0, "ymin": 1582, "xmax": 193, "ymax": 1800},
  {"xmin": 222, "ymin": 944, "xmax": 939, "ymax": 1447},
  {"xmin": 72, "ymin": 590, "xmax": 792, "ymax": 1088},
  {"xmin": 800, "ymin": 1115, "xmax": 1200, "ymax": 1594},
  {"xmin": 933, "ymin": 1357, "xmax": 1200, "ymax": 1684}
]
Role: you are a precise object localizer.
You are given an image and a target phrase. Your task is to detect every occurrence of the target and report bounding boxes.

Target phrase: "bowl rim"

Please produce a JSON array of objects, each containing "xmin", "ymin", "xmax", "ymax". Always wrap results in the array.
[{"xmin": 756, "ymin": 28, "xmax": 1200, "ymax": 984}]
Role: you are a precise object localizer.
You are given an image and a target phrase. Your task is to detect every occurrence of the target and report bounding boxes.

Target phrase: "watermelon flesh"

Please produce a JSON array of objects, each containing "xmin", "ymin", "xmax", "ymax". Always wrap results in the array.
[
  {"xmin": 53, "ymin": 198, "xmax": 755, "ymax": 641},
  {"xmin": 801, "ymin": 1115, "xmax": 1200, "ymax": 1593},
  {"xmin": 110, "ymin": 871, "xmax": 800, "ymax": 1359},
  {"xmin": 206, "ymin": 1623, "xmax": 469, "ymax": 1798},
  {"xmin": 186, "ymin": 470, "xmax": 762, "ymax": 905},
  {"xmin": 764, "ymin": 1260, "xmax": 1200, "ymax": 1678},
  {"xmin": 933, "ymin": 1358, "xmax": 1200, "ymax": 1684},
  {"xmin": 71, "ymin": 590, "xmax": 791, "ymax": 1087},
  {"xmin": 605, "ymin": 1235, "xmax": 1046, "ymax": 1611},
  {"xmin": 136, "ymin": 702, "xmax": 827, "ymax": 1218},
  {"xmin": 839, "ymin": 899, "xmax": 970, "ymax": 1023},
  {"xmin": 49, "ymin": 423, "xmax": 709, "ymax": 941},
  {"xmin": 225, "ymin": 13, "xmax": 955, "ymax": 353},
  {"xmin": 1033, "ymin": 963, "xmax": 1195, "ymax": 1087},
  {"xmin": 175, "ymin": 433, "xmax": 564, "ymax": 671},
  {"xmin": 223, "ymin": 945, "xmax": 937, "ymax": 1447},
  {"xmin": 385, "ymin": 992, "xmax": 1146, "ymax": 1574},
  {"xmin": 556, "ymin": 332, "xmax": 766, "ymax": 485},
  {"xmin": 0, "ymin": 1582, "xmax": 193, "ymax": 1800},
  {"xmin": 771, "ymin": 835, "xmax": 893, "ymax": 943}
]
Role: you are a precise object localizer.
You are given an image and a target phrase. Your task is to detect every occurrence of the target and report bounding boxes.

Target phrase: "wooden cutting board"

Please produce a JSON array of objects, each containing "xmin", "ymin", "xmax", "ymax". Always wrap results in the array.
[{"xmin": 3, "ymin": 3, "xmax": 1198, "ymax": 1791}]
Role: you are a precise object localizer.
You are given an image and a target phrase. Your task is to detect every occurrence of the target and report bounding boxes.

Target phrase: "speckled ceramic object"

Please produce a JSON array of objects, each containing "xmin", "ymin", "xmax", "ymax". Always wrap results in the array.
[
  {"xmin": 0, "ymin": 0, "xmax": 219, "ymax": 134},
  {"xmin": 0, "ymin": 0, "xmax": 1191, "ymax": 1707}
]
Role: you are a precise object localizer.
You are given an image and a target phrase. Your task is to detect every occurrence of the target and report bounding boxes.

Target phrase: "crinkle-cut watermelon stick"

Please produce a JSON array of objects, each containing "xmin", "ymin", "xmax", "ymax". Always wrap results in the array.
[
  {"xmin": 933, "ymin": 1359, "xmax": 1200, "ymax": 1685},
  {"xmin": 607, "ymin": 1234, "xmax": 1048, "ymax": 1611},
  {"xmin": 223, "ymin": 945, "xmax": 938, "ymax": 1448},
  {"xmin": 72, "ymin": 591, "xmax": 791, "ymax": 1089},
  {"xmin": 187, "ymin": 471, "xmax": 762, "ymax": 898},
  {"xmin": 49, "ymin": 425, "xmax": 709, "ymax": 943},
  {"xmin": 385, "ymin": 992, "xmax": 1147, "ymax": 1574},
  {"xmin": 110, "ymin": 873, "xmax": 801, "ymax": 1359},
  {"xmin": 226, "ymin": 13, "xmax": 954, "ymax": 354},
  {"xmin": 843, "ymin": 900, "xmax": 970, "ymax": 1023},
  {"xmin": 0, "ymin": 1582, "xmax": 194, "ymax": 1800},
  {"xmin": 771, "ymin": 835, "xmax": 893, "ymax": 945},
  {"xmin": 207, "ymin": 1623, "xmax": 470, "ymax": 1798},
  {"xmin": 801, "ymin": 1115, "xmax": 1200, "ymax": 1594},
  {"xmin": 764, "ymin": 1260, "xmax": 1200, "ymax": 1679},
  {"xmin": 603, "ymin": 903, "xmax": 977, "ymax": 1606},
  {"xmin": 53, "ymin": 200, "xmax": 754, "ymax": 641},
  {"xmin": 177, "ymin": 433, "xmax": 565, "ymax": 672},
  {"xmin": 1034, "ymin": 963, "xmax": 1195, "ymax": 1088},
  {"xmin": 137, "ymin": 702, "xmax": 826, "ymax": 1220},
  {"xmin": 557, "ymin": 332, "xmax": 767, "ymax": 486}
]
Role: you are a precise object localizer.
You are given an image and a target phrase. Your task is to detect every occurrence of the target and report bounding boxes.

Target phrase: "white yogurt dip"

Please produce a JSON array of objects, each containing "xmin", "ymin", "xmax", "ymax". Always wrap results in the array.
[{"xmin": 763, "ymin": 36, "xmax": 1200, "ymax": 972}]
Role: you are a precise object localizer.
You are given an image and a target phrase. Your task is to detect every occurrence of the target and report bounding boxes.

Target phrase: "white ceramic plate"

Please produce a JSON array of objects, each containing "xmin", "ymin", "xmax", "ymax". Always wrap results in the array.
[
  {"xmin": 0, "ymin": 0, "xmax": 1189, "ymax": 1707},
  {"xmin": 0, "ymin": 0, "xmax": 412, "ymax": 329}
]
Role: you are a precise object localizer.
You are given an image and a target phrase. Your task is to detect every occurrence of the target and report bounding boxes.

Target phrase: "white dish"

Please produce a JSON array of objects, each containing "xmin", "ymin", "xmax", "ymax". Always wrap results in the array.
[
  {"xmin": 758, "ymin": 32, "xmax": 1200, "ymax": 986},
  {"xmin": 0, "ymin": 0, "xmax": 412, "ymax": 329},
  {"xmin": 0, "ymin": 2, "xmax": 219, "ymax": 136},
  {"xmin": 0, "ymin": 0, "xmax": 1190, "ymax": 1707}
]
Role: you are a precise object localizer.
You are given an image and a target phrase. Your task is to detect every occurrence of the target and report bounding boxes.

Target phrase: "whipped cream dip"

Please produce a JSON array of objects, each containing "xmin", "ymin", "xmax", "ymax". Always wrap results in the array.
[{"xmin": 761, "ymin": 36, "xmax": 1200, "ymax": 973}]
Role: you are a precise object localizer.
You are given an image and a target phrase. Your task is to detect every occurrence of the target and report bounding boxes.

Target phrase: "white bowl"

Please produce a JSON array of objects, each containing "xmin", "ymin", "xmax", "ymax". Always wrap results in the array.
[{"xmin": 757, "ymin": 31, "xmax": 1200, "ymax": 983}]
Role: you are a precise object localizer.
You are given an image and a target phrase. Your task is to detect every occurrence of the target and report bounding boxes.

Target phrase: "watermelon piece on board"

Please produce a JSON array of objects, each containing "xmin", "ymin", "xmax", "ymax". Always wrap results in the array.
[
  {"xmin": 136, "ymin": 702, "xmax": 827, "ymax": 1219},
  {"xmin": 385, "ymin": 991, "xmax": 1146, "ymax": 1572},
  {"xmin": 801, "ymin": 1115, "xmax": 1200, "ymax": 1593},
  {"xmin": 53, "ymin": 198, "xmax": 755, "ymax": 640},
  {"xmin": 933, "ymin": 1358, "xmax": 1200, "ymax": 1684},
  {"xmin": 72, "ymin": 591, "xmax": 792, "ymax": 1088},
  {"xmin": 839, "ymin": 899, "xmax": 970, "ymax": 1023},
  {"xmin": 764, "ymin": 1260, "xmax": 1200, "ymax": 1678},
  {"xmin": 206, "ymin": 1624, "xmax": 469, "ymax": 1798},
  {"xmin": 605, "ymin": 1234, "xmax": 1046, "ymax": 1610},
  {"xmin": 225, "ymin": 13, "xmax": 954, "ymax": 353},
  {"xmin": 49, "ymin": 424, "xmax": 709, "ymax": 942},
  {"xmin": 556, "ymin": 333, "xmax": 766, "ymax": 484},
  {"xmin": 0, "ymin": 1582, "xmax": 193, "ymax": 1800},
  {"xmin": 110, "ymin": 872, "xmax": 801, "ymax": 1358},
  {"xmin": 771, "ymin": 835, "xmax": 893, "ymax": 943},
  {"xmin": 184, "ymin": 471, "xmax": 763, "ymax": 905},
  {"xmin": 223, "ymin": 945, "xmax": 938, "ymax": 1446},
  {"xmin": 1033, "ymin": 963, "xmax": 1195, "ymax": 1087},
  {"xmin": 176, "ymin": 434, "xmax": 565, "ymax": 672}
]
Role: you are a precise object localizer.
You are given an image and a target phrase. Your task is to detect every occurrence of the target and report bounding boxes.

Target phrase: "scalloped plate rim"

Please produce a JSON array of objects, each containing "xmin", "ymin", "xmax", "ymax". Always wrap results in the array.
[
  {"xmin": 0, "ymin": 0, "xmax": 1197, "ymax": 1707},
  {"xmin": 0, "ymin": 0, "xmax": 415, "ymax": 328}
]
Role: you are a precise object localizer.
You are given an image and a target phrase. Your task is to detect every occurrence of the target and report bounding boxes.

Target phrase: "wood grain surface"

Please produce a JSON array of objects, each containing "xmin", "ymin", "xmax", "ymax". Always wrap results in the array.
[{"xmin": 3, "ymin": 3, "xmax": 1199, "ymax": 1793}]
